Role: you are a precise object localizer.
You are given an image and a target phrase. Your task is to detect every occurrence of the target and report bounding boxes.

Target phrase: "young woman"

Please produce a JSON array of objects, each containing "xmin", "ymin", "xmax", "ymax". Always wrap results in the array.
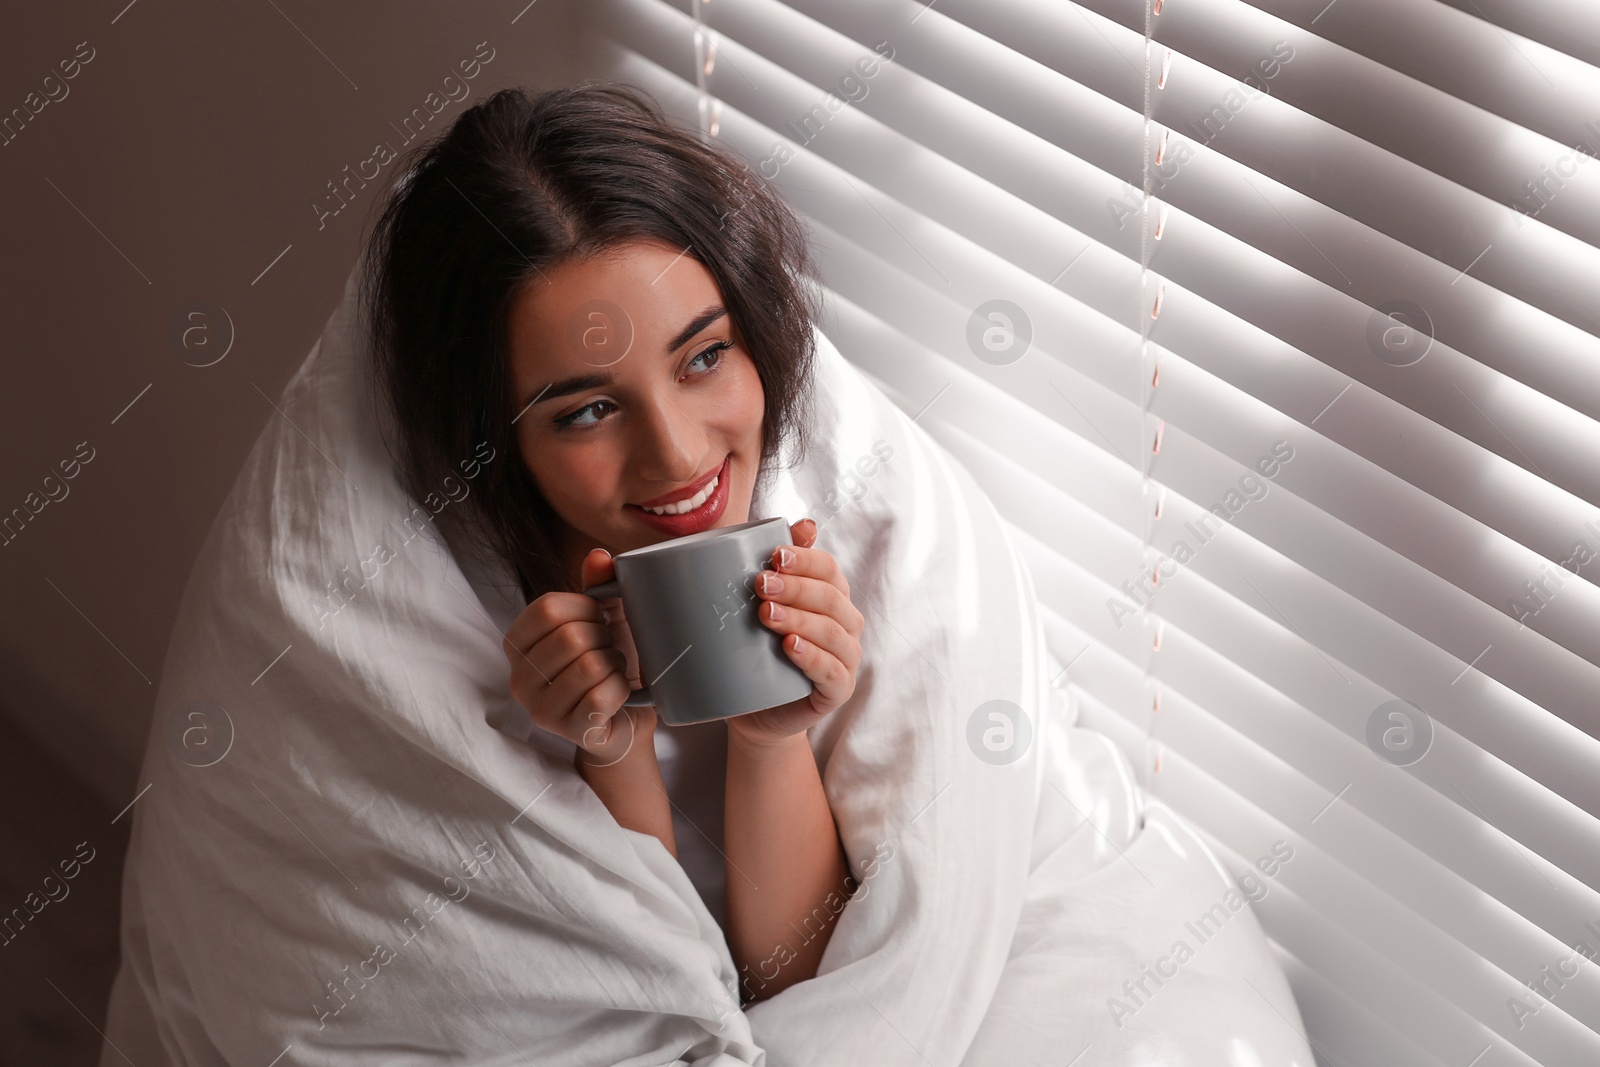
[{"xmin": 360, "ymin": 82, "xmax": 866, "ymax": 1002}]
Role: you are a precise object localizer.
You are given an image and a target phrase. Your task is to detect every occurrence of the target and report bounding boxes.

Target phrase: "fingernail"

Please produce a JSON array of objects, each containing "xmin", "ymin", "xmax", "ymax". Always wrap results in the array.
[
  {"xmin": 601, "ymin": 609, "xmax": 611, "ymax": 625},
  {"xmin": 777, "ymin": 546, "xmax": 795, "ymax": 569},
  {"xmin": 768, "ymin": 602, "xmax": 786, "ymax": 622},
  {"xmin": 792, "ymin": 634, "xmax": 805, "ymax": 651},
  {"xmin": 761, "ymin": 571, "xmax": 782, "ymax": 594}
]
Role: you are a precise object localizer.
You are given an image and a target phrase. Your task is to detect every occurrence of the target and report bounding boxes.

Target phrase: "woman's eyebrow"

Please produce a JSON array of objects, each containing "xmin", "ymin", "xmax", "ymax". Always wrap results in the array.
[
  {"xmin": 665, "ymin": 305, "xmax": 726, "ymax": 354},
  {"xmin": 520, "ymin": 305, "xmax": 728, "ymax": 411},
  {"xmin": 521, "ymin": 373, "xmax": 611, "ymax": 412}
]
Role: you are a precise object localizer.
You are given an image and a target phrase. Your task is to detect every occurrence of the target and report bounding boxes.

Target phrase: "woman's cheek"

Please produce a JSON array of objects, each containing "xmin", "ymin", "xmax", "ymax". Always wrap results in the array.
[
  {"xmin": 730, "ymin": 355, "xmax": 767, "ymax": 433},
  {"xmin": 553, "ymin": 449, "xmax": 625, "ymax": 516}
]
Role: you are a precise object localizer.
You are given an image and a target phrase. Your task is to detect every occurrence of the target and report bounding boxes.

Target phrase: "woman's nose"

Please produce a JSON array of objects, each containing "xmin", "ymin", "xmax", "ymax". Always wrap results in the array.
[{"xmin": 632, "ymin": 395, "xmax": 703, "ymax": 484}]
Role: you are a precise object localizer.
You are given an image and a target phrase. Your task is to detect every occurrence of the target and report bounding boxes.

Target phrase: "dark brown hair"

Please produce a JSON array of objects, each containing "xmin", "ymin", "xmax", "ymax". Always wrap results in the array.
[{"xmin": 360, "ymin": 82, "xmax": 823, "ymax": 600}]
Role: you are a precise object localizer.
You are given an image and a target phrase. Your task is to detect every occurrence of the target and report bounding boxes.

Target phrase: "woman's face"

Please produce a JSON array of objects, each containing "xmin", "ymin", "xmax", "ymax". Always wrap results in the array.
[{"xmin": 507, "ymin": 238, "xmax": 767, "ymax": 576}]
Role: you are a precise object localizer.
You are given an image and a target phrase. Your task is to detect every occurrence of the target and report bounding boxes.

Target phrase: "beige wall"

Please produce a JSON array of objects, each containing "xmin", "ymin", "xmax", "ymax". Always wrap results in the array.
[{"xmin": 0, "ymin": 1, "xmax": 596, "ymax": 808}]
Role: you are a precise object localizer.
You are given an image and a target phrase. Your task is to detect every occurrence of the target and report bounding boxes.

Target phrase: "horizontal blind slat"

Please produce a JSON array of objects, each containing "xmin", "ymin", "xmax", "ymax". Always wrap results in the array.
[
  {"xmin": 948, "ymin": 416, "xmax": 1600, "ymax": 827},
  {"xmin": 1172, "ymin": 761, "xmax": 1600, "ymax": 1063},
  {"xmin": 1150, "ymin": 642, "xmax": 1600, "ymax": 917},
  {"xmin": 1269, "ymin": 945, "xmax": 1459, "ymax": 1067},
  {"xmin": 902, "ymin": 0, "xmax": 1600, "ymax": 334},
  {"xmin": 610, "ymin": 0, "xmax": 1600, "ymax": 480},
  {"xmin": 706, "ymin": 0, "xmax": 1600, "ymax": 399},
  {"xmin": 819, "ymin": 282, "xmax": 1600, "ymax": 730},
  {"xmin": 598, "ymin": 6, "xmax": 1600, "ymax": 1061},
  {"xmin": 1072, "ymin": 0, "xmax": 1600, "ymax": 250},
  {"xmin": 1261, "ymin": 0, "xmax": 1600, "ymax": 114}
]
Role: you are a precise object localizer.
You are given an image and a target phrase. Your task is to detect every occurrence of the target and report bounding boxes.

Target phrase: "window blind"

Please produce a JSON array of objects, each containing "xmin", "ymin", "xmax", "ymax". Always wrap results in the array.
[{"xmin": 590, "ymin": 0, "xmax": 1600, "ymax": 1062}]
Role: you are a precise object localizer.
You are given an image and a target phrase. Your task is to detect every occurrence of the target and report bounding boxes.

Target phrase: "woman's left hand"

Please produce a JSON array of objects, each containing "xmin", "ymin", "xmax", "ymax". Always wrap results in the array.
[{"xmin": 729, "ymin": 517, "xmax": 865, "ymax": 749}]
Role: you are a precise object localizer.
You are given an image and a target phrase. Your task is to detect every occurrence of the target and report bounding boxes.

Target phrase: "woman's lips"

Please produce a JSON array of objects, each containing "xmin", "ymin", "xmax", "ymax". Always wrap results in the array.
[
  {"xmin": 630, "ymin": 455, "xmax": 724, "ymax": 508},
  {"xmin": 625, "ymin": 455, "xmax": 731, "ymax": 536}
]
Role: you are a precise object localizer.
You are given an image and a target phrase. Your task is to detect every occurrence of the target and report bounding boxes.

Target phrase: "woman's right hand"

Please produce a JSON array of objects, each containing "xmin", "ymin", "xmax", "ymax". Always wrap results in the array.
[{"xmin": 503, "ymin": 548, "xmax": 656, "ymax": 768}]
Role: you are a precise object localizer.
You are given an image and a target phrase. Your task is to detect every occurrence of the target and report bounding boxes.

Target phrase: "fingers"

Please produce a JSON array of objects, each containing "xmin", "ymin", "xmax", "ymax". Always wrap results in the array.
[
  {"xmin": 507, "ymin": 616, "xmax": 632, "ymax": 741},
  {"xmin": 503, "ymin": 591, "xmax": 606, "ymax": 672},
  {"xmin": 579, "ymin": 547, "xmax": 616, "ymax": 593},
  {"xmin": 759, "ymin": 594, "xmax": 859, "ymax": 671},
  {"xmin": 546, "ymin": 624, "xmax": 625, "ymax": 694},
  {"xmin": 755, "ymin": 533, "xmax": 864, "ymax": 685},
  {"xmin": 754, "ymin": 566, "xmax": 864, "ymax": 642},
  {"xmin": 789, "ymin": 517, "xmax": 818, "ymax": 550},
  {"xmin": 562, "ymin": 653, "xmax": 636, "ymax": 749},
  {"xmin": 576, "ymin": 703, "xmax": 647, "ymax": 765},
  {"xmin": 773, "ymin": 626, "xmax": 854, "ymax": 714},
  {"xmin": 754, "ymin": 542, "xmax": 864, "ymax": 690},
  {"xmin": 502, "ymin": 552, "xmax": 650, "ymax": 762},
  {"xmin": 771, "ymin": 534, "xmax": 849, "ymax": 599}
]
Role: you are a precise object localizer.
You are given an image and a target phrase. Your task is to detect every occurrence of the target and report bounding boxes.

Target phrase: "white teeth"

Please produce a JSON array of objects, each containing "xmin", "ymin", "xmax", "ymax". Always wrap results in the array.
[{"xmin": 643, "ymin": 474, "xmax": 717, "ymax": 516}]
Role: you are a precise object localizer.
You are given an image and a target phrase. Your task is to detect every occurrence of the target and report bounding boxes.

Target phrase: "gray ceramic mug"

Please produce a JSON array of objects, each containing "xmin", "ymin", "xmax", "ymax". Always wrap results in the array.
[{"xmin": 581, "ymin": 516, "xmax": 815, "ymax": 726}]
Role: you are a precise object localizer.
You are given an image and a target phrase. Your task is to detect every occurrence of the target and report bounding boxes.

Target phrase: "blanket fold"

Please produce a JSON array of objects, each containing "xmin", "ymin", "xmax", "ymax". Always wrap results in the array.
[{"xmin": 101, "ymin": 258, "xmax": 1314, "ymax": 1067}]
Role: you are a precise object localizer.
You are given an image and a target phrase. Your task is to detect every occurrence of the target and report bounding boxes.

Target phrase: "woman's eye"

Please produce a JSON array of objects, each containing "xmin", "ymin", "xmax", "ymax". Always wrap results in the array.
[
  {"xmin": 554, "ymin": 399, "xmax": 614, "ymax": 430},
  {"xmin": 687, "ymin": 340, "xmax": 733, "ymax": 376},
  {"xmin": 553, "ymin": 341, "xmax": 731, "ymax": 432}
]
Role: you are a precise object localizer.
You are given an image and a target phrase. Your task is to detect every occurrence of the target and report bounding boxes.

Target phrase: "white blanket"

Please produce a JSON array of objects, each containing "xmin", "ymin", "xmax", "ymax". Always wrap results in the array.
[{"xmin": 101, "ymin": 259, "xmax": 1315, "ymax": 1067}]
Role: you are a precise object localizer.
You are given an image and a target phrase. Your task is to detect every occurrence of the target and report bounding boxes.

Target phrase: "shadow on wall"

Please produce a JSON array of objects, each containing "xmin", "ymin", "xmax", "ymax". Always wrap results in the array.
[
  {"xmin": 0, "ymin": 0, "xmax": 593, "ymax": 809},
  {"xmin": 0, "ymin": 2, "xmax": 595, "ymax": 1063},
  {"xmin": 0, "ymin": 715, "xmax": 127, "ymax": 1065}
]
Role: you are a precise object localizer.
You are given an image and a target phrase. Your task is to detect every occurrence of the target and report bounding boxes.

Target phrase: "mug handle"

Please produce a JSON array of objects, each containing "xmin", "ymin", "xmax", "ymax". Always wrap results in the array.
[{"xmin": 581, "ymin": 579, "xmax": 654, "ymax": 707}]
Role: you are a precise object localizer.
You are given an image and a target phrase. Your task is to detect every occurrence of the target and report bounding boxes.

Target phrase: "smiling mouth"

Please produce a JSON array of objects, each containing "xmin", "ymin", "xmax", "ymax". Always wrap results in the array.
[{"xmin": 627, "ymin": 455, "xmax": 729, "ymax": 516}]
